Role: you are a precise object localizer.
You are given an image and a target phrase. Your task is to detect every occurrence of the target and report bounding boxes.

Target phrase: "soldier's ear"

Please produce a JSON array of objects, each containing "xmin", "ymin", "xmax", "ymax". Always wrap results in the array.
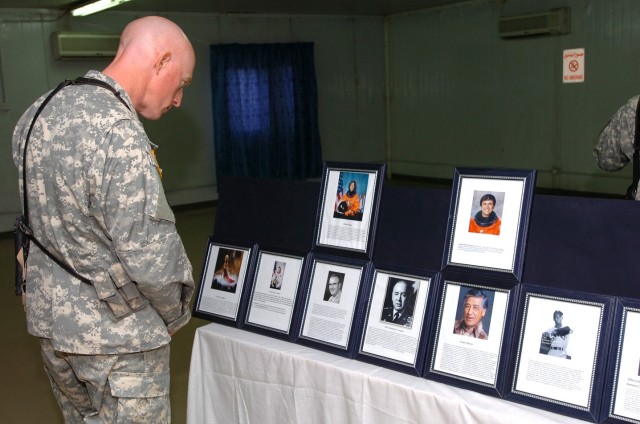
[{"xmin": 155, "ymin": 51, "xmax": 172, "ymax": 75}]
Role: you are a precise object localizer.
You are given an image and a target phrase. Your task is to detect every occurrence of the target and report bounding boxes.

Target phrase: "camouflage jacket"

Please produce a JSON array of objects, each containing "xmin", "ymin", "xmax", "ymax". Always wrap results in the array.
[
  {"xmin": 594, "ymin": 95, "xmax": 640, "ymax": 199},
  {"xmin": 12, "ymin": 71, "xmax": 194, "ymax": 354}
]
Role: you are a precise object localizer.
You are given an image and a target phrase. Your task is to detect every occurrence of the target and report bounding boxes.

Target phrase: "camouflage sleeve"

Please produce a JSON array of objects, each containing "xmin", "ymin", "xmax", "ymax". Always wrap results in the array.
[
  {"xmin": 101, "ymin": 120, "xmax": 194, "ymax": 333},
  {"xmin": 594, "ymin": 96, "xmax": 640, "ymax": 171}
]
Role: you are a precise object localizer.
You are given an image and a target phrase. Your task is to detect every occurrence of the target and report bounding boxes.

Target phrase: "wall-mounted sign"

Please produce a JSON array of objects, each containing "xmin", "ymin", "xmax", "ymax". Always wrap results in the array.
[{"xmin": 563, "ymin": 48, "xmax": 585, "ymax": 84}]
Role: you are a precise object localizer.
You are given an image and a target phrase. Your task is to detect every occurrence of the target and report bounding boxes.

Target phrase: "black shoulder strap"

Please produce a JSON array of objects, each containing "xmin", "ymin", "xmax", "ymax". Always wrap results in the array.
[
  {"xmin": 22, "ymin": 77, "xmax": 130, "ymax": 223},
  {"xmin": 21, "ymin": 79, "xmax": 74, "ymax": 222},
  {"xmin": 20, "ymin": 77, "xmax": 131, "ymax": 285},
  {"xmin": 18, "ymin": 222, "xmax": 92, "ymax": 284}
]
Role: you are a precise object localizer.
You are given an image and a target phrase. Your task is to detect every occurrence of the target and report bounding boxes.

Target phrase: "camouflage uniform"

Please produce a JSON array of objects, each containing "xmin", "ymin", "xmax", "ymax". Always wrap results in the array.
[
  {"xmin": 12, "ymin": 71, "xmax": 194, "ymax": 422},
  {"xmin": 594, "ymin": 95, "xmax": 640, "ymax": 200}
]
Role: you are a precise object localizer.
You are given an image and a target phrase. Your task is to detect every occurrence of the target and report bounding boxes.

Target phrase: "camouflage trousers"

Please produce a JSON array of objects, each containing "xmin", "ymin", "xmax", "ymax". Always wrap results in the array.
[{"xmin": 39, "ymin": 339, "xmax": 171, "ymax": 423}]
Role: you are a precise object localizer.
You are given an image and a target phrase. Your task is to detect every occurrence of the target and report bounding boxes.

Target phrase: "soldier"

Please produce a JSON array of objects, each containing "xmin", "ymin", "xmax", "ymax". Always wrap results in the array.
[
  {"xmin": 12, "ymin": 16, "xmax": 196, "ymax": 423},
  {"xmin": 381, "ymin": 280, "xmax": 415, "ymax": 327},
  {"xmin": 594, "ymin": 95, "xmax": 640, "ymax": 199}
]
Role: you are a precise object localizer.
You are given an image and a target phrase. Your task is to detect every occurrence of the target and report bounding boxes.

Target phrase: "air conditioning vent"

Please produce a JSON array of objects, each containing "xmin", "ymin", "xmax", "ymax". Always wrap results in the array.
[
  {"xmin": 498, "ymin": 8, "xmax": 570, "ymax": 38},
  {"xmin": 52, "ymin": 32, "xmax": 119, "ymax": 59}
]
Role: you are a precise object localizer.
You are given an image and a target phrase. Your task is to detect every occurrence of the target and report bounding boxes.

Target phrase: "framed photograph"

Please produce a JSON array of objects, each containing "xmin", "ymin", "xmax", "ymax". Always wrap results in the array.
[
  {"xmin": 442, "ymin": 167, "xmax": 536, "ymax": 281},
  {"xmin": 295, "ymin": 253, "xmax": 370, "ymax": 357},
  {"xmin": 243, "ymin": 246, "xmax": 307, "ymax": 339},
  {"xmin": 193, "ymin": 238, "xmax": 254, "ymax": 325},
  {"xmin": 427, "ymin": 279, "xmax": 516, "ymax": 396},
  {"xmin": 356, "ymin": 266, "xmax": 438, "ymax": 375},
  {"xmin": 601, "ymin": 298, "xmax": 640, "ymax": 424},
  {"xmin": 508, "ymin": 285, "xmax": 614, "ymax": 421},
  {"xmin": 314, "ymin": 162, "xmax": 385, "ymax": 259}
]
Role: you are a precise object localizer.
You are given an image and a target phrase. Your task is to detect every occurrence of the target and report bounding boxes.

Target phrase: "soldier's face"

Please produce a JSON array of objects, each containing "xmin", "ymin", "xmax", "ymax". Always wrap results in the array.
[
  {"xmin": 392, "ymin": 282, "xmax": 408, "ymax": 312},
  {"xmin": 463, "ymin": 296, "xmax": 486, "ymax": 328},
  {"xmin": 480, "ymin": 200, "xmax": 495, "ymax": 217},
  {"xmin": 142, "ymin": 51, "xmax": 194, "ymax": 120}
]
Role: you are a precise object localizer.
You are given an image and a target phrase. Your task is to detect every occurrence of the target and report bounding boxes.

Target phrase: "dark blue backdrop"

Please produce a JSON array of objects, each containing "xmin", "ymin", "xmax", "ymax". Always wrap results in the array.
[{"xmin": 212, "ymin": 177, "xmax": 640, "ymax": 300}]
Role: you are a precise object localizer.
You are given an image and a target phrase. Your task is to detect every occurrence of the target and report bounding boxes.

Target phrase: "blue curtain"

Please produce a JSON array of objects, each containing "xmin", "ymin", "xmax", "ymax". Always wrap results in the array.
[{"xmin": 210, "ymin": 43, "xmax": 323, "ymax": 181}]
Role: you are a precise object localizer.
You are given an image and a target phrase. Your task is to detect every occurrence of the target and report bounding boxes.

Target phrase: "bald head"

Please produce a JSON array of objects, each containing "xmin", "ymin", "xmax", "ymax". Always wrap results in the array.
[
  {"xmin": 117, "ymin": 16, "xmax": 192, "ymax": 59},
  {"xmin": 103, "ymin": 16, "xmax": 195, "ymax": 120}
]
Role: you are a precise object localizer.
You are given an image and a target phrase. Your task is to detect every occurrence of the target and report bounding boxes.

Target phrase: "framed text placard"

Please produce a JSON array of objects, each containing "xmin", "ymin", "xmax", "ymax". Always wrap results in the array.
[
  {"xmin": 295, "ymin": 253, "xmax": 370, "ymax": 357},
  {"xmin": 193, "ymin": 238, "xmax": 254, "ymax": 325},
  {"xmin": 442, "ymin": 168, "xmax": 536, "ymax": 281},
  {"xmin": 427, "ymin": 279, "xmax": 516, "ymax": 396},
  {"xmin": 601, "ymin": 298, "xmax": 640, "ymax": 424},
  {"xmin": 508, "ymin": 285, "xmax": 614, "ymax": 422},
  {"xmin": 356, "ymin": 266, "xmax": 438, "ymax": 375},
  {"xmin": 243, "ymin": 247, "xmax": 306, "ymax": 339},
  {"xmin": 314, "ymin": 162, "xmax": 385, "ymax": 259}
]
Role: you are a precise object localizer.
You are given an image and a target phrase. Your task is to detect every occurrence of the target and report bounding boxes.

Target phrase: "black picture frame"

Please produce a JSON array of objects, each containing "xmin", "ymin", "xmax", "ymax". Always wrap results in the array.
[
  {"xmin": 192, "ymin": 237, "xmax": 256, "ymax": 326},
  {"xmin": 426, "ymin": 277, "xmax": 518, "ymax": 397},
  {"xmin": 507, "ymin": 284, "xmax": 614, "ymax": 422},
  {"xmin": 442, "ymin": 167, "xmax": 536, "ymax": 282},
  {"xmin": 313, "ymin": 161, "xmax": 385, "ymax": 260},
  {"xmin": 355, "ymin": 265, "xmax": 439, "ymax": 376},
  {"xmin": 292, "ymin": 252, "xmax": 371, "ymax": 358},
  {"xmin": 242, "ymin": 245, "xmax": 308, "ymax": 341},
  {"xmin": 600, "ymin": 297, "xmax": 640, "ymax": 424}
]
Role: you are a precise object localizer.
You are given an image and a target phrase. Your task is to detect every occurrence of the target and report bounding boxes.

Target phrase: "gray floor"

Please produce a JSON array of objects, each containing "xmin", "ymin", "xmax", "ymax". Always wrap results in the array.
[{"xmin": 0, "ymin": 205, "xmax": 216, "ymax": 424}]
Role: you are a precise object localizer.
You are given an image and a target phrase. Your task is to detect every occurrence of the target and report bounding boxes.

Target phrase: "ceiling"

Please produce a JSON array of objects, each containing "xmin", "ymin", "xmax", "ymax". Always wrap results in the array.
[{"xmin": 0, "ymin": 0, "xmax": 467, "ymax": 16}]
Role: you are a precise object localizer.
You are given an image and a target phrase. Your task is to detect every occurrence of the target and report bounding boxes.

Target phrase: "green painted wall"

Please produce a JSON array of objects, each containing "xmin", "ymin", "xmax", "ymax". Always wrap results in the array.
[
  {"xmin": 2, "ymin": 0, "xmax": 638, "ymax": 232},
  {"xmin": 387, "ymin": 0, "xmax": 640, "ymax": 194}
]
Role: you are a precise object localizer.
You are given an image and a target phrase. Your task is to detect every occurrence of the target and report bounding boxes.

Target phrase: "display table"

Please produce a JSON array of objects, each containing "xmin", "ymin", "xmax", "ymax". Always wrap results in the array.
[{"xmin": 187, "ymin": 323, "xmax": 587, "ymax": 423}]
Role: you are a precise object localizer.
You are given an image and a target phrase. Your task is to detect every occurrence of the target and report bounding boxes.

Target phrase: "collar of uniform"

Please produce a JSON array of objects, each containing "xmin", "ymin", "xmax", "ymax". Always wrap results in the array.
[{"xmin": 83, "ymin": 70, "xmax": 136, "ymax": 116}]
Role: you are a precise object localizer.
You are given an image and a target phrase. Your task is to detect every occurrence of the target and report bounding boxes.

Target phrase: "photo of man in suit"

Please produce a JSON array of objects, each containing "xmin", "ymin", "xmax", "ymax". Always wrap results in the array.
[{"xmin": 324, "ymin": 272, "xmax": 344, "ymax": 303}]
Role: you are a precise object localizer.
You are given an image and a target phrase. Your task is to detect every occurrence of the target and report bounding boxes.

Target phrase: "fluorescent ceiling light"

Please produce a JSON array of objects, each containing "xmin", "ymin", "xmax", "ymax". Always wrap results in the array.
[{"xmin": 71, "ymin": 0, "xmax": 133, "ymax": 17}]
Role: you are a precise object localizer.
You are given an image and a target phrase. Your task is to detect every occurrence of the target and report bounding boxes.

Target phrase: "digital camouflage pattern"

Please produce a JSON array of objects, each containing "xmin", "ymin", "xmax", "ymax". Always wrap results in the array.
[
  {"xmin": 41, "ymin": 339, "xmax": 171, "ymax": 423},
  {"xmin": 12, "ymin": 70, "xmax": 195, "ymax": 355},
  {"xmin": 594, "ymin": 95, "xmax": 640, "ymax": 200}
]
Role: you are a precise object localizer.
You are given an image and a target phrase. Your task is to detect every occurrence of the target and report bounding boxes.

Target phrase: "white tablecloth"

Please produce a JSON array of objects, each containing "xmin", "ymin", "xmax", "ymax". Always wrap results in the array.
[{"xmin": 187, "ymin": 323, "xmax": 587, "ymax": 424}]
